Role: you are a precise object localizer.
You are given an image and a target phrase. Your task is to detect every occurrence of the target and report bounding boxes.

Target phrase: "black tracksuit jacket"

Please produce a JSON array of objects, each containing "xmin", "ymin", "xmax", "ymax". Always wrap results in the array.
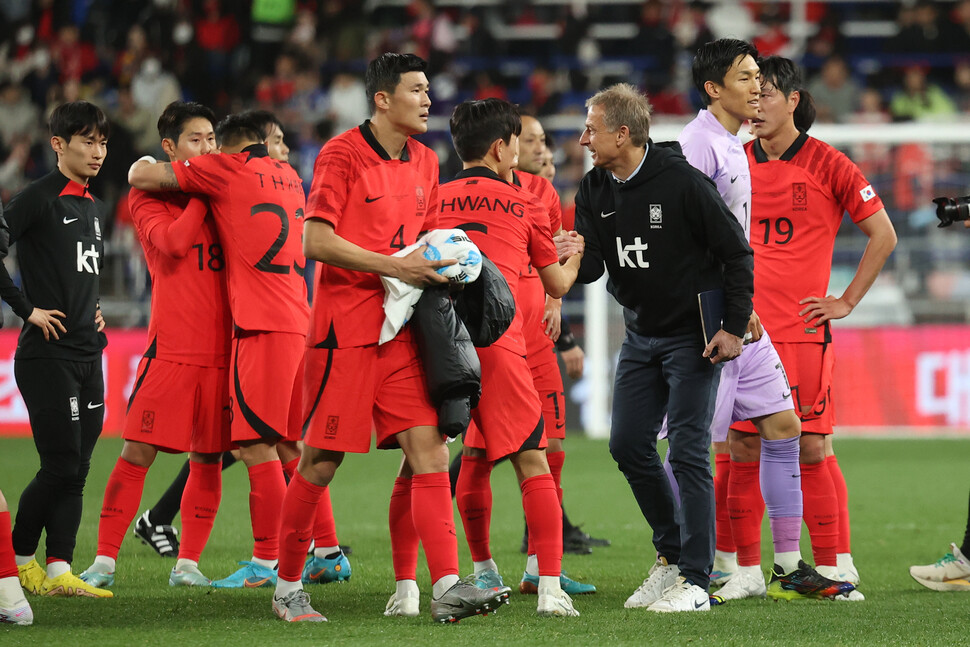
[{"xmin": 575, "ymin": 140, "xmax": 754, "ymax": 339}]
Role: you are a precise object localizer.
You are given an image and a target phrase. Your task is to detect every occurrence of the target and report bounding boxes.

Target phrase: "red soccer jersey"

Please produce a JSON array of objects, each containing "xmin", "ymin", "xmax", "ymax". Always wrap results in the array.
[
  {"xmin": 172, "ymin": 146, "xmax": 309, "ymax": 335},
  {"xmin": 304, "ymin": 121, "xmax": 439, "ymax": 348},
  {"xmin": 745, "ymin": 133, "xmax": 885, "ymax": 342},
  {"xmin": 513, "ymin": 171, "xmax": 562, "ymax": 356},
  {"xmin": 129, "ymin": 189, "xmax": 232, "ymax": 366},
  {"xmin": 438, "ymin": 168, "xmax": 559, "ymax": 355}
]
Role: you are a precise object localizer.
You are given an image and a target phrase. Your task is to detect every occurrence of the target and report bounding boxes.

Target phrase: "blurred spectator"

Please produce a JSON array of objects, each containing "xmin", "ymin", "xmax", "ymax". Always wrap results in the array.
[
  {"xmin": 195, "ymin": 0, "xmax": 240, "ymax": 101},
  {"xmin": 633, "ymin": 1, "xmax": 676, "ymax": 89},
  {"xmin": 752, "ymin": 4, "xmax": 791, "ymax": 57},
  {"xmin": 889, "ymin": 0, "xmax": 960, "ymax": 54},
  {"xmin": 255, "ymin": 50, "xmax": 301, "ymax": 110},
  {"xmin": 808, "ymin": 55, "xmax": 860, "ymax": 123},
  {"xmin": 0, "ymin": 135, "xmax": 31, "ymax": 203},
  {"xmin": 456, "ymin": 9, "xmax": 498, "ymax": 57},
  {"xmin": 0, "ymin": 81, "xmax": 40, "ymax": 148},
  {"xmin": 131, "ymin": 57, "xmax": 181, "ymax": 126},
  {"xmin": 114, "ymin": 25, "xmax": 150, "ymax": 88},
  {"xmin": 114, "ymin": 85, "xmax": 159, "ymax": 156},
  {"xmin": 955, "ymin": 1, "xmax": 970, "ymax": 52},
  {"xmin": 408, "ymin": 0, "xmax": 457, "ymax": 73},
  {"xmin": 890, "ymin": 65, "xmax": 957, "ymax": 122},
  {"xmin": 848, "ymin": 88, "xmax": 892, "ymax": 186},
  {"xmin": 50, "ymin": 24, "xmax": 100, "ymax": 84},
  {"xmin": 955, "ymin": 60, "xmax": 970, "ymax": 113},
  {"xmin": 671, "ymin": 1, "xmax": 715, "ymax": 55},
  {"xmin": 526, "ymin": 66, "xmax": 562, "ymax": 116},
  {"xmin": 472, "ymin": 71, "xmax": 508, "ymax": 101},
  {"xmin": 805, "ymin": 9, "xmax": 846, "ymax": 60},
  {"xmin": 327, "ymin": 72, "xmax": 368, "ymax": 136},
  {"xmin": 706, "ymin": 0, "xmax": 755, "ymax": 42}
]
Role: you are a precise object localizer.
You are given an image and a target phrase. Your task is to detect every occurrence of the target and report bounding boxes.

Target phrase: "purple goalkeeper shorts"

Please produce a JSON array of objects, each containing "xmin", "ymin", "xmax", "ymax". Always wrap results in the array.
[{"xmin": 659, "ymin": 329, "xmax": 793, "ymax": 443}]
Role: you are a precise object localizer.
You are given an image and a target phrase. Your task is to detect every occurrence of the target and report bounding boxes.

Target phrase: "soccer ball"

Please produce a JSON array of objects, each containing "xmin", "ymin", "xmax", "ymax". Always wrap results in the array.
[{"xmin": 421, "ymin": 229, "xmax": 482, "ymax": 284}]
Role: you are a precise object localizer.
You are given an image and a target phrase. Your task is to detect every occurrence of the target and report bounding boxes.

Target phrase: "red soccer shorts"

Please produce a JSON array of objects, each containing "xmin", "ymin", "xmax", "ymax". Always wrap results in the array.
[
  {"xmin": 466, "ymin": 345, "xmax": 546, "ymax": 462},
  {"xmin": 731, "ymin": 340, "xmax": 835, "ymax": 436},
  {"xmin": 303, "ymin": 338, "xmax": 438, "ymax": 453},
  {"xmin": 125, "ymin": 357, "xmax": 231, "ymax": 454},
  {"xmin": 529, "ymin": 348, "xmax": 566, "ymax": 440},
  {"xmin": 230, "ymin": 330, "xmax": 305, "ymax": 443}
]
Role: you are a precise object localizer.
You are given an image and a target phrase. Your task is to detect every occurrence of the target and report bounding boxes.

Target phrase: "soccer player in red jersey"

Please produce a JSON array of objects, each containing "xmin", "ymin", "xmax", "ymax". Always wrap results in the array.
[
  {"xmin": 734, "ymin": 56, "xmax": 897, "ymax": 598},
  {"xmin": 273, "ymin": 53, "xmax": 509, "ymax": 623},
  {"xmin": 80, "ymin": 102, "xmax": 231, "ymax": 590},
  {"xmin": 442, "ymin": 98, "xmax": 584, "ymax": 617},
  {"xmin": 128, "ymin": 112, "xmax": 311, "ymax": 594}
]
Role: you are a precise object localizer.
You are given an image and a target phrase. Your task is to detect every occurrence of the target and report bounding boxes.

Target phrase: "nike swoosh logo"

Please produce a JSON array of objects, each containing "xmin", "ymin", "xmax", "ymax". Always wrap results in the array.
[
  {"xmin": 63, "ymin": 217, "xmax": 79, "ymax": 224},
  {"xmin": 244, "ymin": 577, "xmax": 271, "ymax": 588},
  {"xmin": 87, "ymin": 402, "xmax": 104, "ymax": 409},
  {"xmin": 555, "ymin": 423, "xmax": 565, "ymax": 429},
  {"xmin": 730, "ymin": 176, "xmax": 739, "ymax": 184},
  {"xmin": 818, "ymin": 520, "xmax": 836, "ymax": 526},
  {"xmin": 694, "ymin": 599, "xmax": 707, "ymax": 609},
  {"xmin": 782, "ymin": 392, "xmax": 792, "ymax": 399},
  {"xmin": 600, "ymin": 211, "xmax": 615, "ymax": 218},
  {"xmin": 365, "ymin": 195, "xmax": 383, "ymax": 203}
]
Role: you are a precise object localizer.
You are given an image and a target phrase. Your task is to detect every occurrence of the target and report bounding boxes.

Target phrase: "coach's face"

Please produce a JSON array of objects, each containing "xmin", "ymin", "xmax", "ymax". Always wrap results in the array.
[
  {"xmin": 580, "ymin": 103, "xmax": 620, "ymax": 170},
  {"xmin": 385, "ymin": 71, "xmax": 431, "ymax": 136}
]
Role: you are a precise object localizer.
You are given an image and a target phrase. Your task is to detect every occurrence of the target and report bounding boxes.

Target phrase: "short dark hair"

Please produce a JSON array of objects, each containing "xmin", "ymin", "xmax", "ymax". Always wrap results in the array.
[
  {"xmin": 692, "ymin": 38, "xmax": 759, "ymax": 106},
  {"xmin": 49, "ymin": 100, "xmax": 110, "ymax": 142},
  {"xmin": 758, "ymin": 55, "xmax": 817, "ymax": 132},
  {"xmin": 157, "ymin": 101, "xmax": 216, "ymax": 143},
  {"xmin": 365, "ymin": 53, "xmax": 427, "ymax": 115},
  {"xmin": 215, "ymin": 113, "xmax": 266, "ymax": 148},
  {"xmin": 240, "ymin": 109, "xmax": 284, "ymax": 137},
  {"xmin": 450, "ymin": 98, "xmax": 521, "ymax": 162}
]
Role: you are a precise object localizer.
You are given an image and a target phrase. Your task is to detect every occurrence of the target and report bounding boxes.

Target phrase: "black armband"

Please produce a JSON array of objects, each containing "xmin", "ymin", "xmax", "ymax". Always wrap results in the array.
[{"xmin": 555, "ymin": 315, "xmax": 578, "ymax": 352}]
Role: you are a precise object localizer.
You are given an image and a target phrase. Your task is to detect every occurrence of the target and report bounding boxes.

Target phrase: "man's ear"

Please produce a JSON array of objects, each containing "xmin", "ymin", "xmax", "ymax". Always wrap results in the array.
[
  {"xmin": 50, "ymin": 135, "xmax": 65, "ymax": 156},
  {"xmin": 161, "ymin": 138, "xmax": 177, "ymax": 158},
  {"xmin": 374, "ymin": 90, "xmax": 391, "ymax": 112},
  {"xmin": 615, "ymin": 125, "xmax": 630, "ymax": 147}
]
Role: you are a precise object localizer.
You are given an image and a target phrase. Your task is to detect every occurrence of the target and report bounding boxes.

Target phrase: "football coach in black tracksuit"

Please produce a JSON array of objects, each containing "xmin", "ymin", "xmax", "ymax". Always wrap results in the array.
[
  {"xmin": 560, "ymin": 83, "xmax": 753, "ymax": 612},
  {"xmin": 0, "ymin": 101, "xmax": 110, "ymax": 595}
]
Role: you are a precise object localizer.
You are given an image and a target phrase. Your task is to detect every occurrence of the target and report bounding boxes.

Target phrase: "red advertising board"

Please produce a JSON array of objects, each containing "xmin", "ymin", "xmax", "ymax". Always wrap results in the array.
[{"xmin": 0, "ymin": 326, "xmax": 968, "ymax": 435}]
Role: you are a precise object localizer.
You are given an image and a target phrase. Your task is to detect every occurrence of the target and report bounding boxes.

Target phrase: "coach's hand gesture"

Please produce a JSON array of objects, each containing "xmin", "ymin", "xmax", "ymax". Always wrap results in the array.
[
  {"xmin": 703, "ymin": 329, "xmax": 743, "ymax": 365},
  {"xmin": 28, "ymin": 307, "xmax": 67, "ymax": 341}
]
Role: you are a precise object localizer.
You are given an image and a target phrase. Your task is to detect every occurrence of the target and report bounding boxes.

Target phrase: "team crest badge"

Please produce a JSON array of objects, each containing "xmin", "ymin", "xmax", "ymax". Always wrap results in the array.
[
  {"xmin": 70, "ymin": 396, "xmax": 79, "ymax": 421},
  {"xmin": 141, "ymin": 410, "xmax": 155, "ymax": 433},
  {"xmin": 649, "ymin": 204, "xmax": 662, "ymax": 229},
  {"xmin": 325, "ymin": 415, "xmax": 339, "ymax": 438},
  {"xmin": 793, "ymin": 183, "xmax": 807, "ymax": 210},
  {"xmin": 416, "ymin": 185, "xmax": 426, "ymax": 212},
  {"xmin": 94, "ymin": 217, "xmax": 102, "ymax": 240}
]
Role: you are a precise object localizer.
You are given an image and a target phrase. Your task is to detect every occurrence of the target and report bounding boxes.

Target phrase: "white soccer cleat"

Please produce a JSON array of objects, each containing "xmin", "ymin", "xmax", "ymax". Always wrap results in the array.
[
  {"xmin": 647, "ymin": 577, "xmax": 711, "ymax": 613},
  {"xmin": 624, "ymin": 557, "xmax": 680, "ymax": 608},
  {"xmin": 909, "ymin": 543, "xmax": 970, "ymax": 592},
  {"xmin": 384, "ymin": 589, "xmax": 421, "ymax": 617},
  {"xmin": 537, "ymin": 587, "xmax": 579, "ymax": 617},
  {"xmin": 715, "ymin": 568, "xmax": 767, "ymax": 600},
  {"xmin": 0, "ymin": 577, "xmax": 33, "ymax": 625},
  {"xmin": 837, "ymin": 553, "xmax": 860, "ymax": 585}
]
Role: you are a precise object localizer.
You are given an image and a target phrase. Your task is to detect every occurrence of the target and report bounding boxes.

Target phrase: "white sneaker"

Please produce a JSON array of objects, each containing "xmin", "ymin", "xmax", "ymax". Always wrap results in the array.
[
  {"xmin": 624, "ymin": 557, "xmax": 680, "ymax": 608},
  {"xmin": 647, "ymin": 577, "xmax": 711, "ymax": 613},
  {"xmin": 0, "ymin": 577, "xmax": 32, "ymax": 625},
  {"xmin": 384, "ymin": 589, "xmax": 420, "ymax": 617},
  {"xmin": 909, "ymin": 543, "xmax": 970, "ymax": 592},
  {"xmin": 537, "ymin": 586, "xmax": 579, "ymax": 617},
  {"xmin": 715, "ymin": 568, "xmax": 766, "ymax": 600},
  {"xmin": 837, "ymin": 553, "xmax": 860, "ymax": 585}
]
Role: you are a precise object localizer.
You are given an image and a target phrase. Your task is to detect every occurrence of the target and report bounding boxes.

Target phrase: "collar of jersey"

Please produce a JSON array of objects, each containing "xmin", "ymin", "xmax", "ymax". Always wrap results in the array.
[
  {"xmin": 453, "ymin": 166, "xmax": 508, "ymax": 184},
  {"xmin": 752, "ymin": 131, "xmax": 809, "ymax": 164},
  {"xmin": 241, "ymin": 143, "xmax": 271, "ymax": 160},
  {"xmin": 55, "ymin": 169, "xmax": 93, "ymax": 201},
  {"xmin": 359, "ymin": 119, "xmax": 411, "ymax": 162}
]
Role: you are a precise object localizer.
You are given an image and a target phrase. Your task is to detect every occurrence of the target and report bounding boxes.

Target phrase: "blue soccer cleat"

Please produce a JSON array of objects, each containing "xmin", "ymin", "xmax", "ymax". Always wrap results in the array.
[
  {"xmin": 211, "ymin": 561, "xmax": 277, "ymax": 588},
  {"xmin": 519, "ymin": 571, "xmax": 596, "ymax": 595},
  {"xmin": 301, "ymin": 553, "xmax": 351, "ymax": 584}
]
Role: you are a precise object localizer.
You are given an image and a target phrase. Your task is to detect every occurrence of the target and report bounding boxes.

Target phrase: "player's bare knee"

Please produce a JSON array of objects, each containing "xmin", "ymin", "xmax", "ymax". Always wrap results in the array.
[
  {"xmin": 798, "ymin": 433, "xmax": 826, "ymax": 464},
  {"xmin": 510, "ymin": 448, "xmax": 549, "ymax": 482},
  {"xmin": 756, "ymin": 410, "xmax": 801, "ymax": 441},
  {"xmin": 298, "ymin": 445, "xmax": 341, "ymax": 485},
  {"xmin": 120, "ymin": 440, "xmax": 157, "ymax": 467},
  {"xmin": 547, "ymin": 437, "xmax": 564, "ymax": 453},
  {"xmin": 236, "ymin": 440, "xmax": 278, "ymax": 467},
  {"xmin": 728, "ymin": 431, "xmax": 760, "ymax": 462},
  {"xmin": 189, "ymin": 451, "xmax": 222, "ymax": 465},
  {"xmin": 461, "ymin": 446, "xmax": 487, "ymax": 459}
]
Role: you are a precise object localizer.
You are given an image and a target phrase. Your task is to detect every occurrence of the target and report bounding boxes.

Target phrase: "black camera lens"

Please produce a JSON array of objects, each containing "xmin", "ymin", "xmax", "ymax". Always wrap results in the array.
[{"xmin": 934, "ymin": 196, "xmax": 970, "ymax": 228}]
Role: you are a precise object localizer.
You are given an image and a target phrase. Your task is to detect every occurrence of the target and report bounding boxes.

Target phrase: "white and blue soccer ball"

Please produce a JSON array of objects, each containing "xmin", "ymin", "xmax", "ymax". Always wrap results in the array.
[{"xmin": 421, "ymin": 229, "xmax": 482, "ymax": 284}]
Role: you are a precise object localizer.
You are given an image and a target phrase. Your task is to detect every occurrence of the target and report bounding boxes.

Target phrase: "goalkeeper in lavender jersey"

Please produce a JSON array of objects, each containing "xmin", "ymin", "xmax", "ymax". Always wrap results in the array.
[{"xmin": 662, "ymin": 39, "xmax": 850, "ymax": 603}]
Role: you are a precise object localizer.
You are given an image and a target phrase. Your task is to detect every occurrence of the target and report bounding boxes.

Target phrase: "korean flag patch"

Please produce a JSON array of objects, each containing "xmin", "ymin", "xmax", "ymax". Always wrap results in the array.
[{"xmin": 859, "ymin": 184, "xmax": 876, "ymax": 202}]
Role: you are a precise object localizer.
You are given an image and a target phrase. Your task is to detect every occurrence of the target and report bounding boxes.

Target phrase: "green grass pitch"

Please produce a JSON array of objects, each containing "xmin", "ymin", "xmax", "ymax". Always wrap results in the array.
[{"xmin": 1, "ymin": 435, "xmax": 966, "ymax": 646}]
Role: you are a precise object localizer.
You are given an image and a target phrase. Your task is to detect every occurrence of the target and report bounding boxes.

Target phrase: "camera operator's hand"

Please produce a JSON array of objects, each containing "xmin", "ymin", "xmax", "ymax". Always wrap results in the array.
[
  {"xmin": 963, "ymin": 220, "xmax": 970, "ymax": 229},
  {"xmin": 799, "ymin": 294, "xmax": 852, "ymax": 325}
]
